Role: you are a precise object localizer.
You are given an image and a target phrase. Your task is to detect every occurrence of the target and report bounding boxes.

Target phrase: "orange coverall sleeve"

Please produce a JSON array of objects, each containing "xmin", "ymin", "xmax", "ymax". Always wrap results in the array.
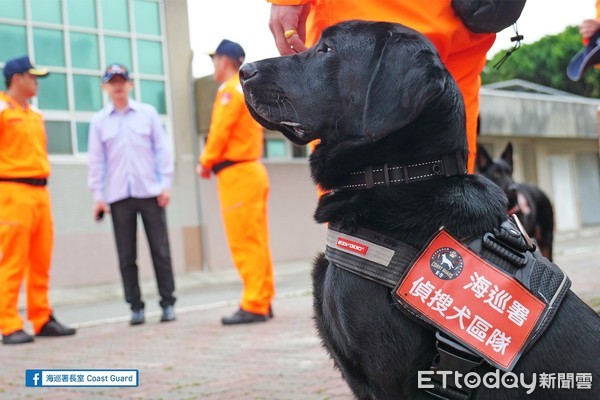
[{"xmin": 200, "ymin": 86, "xmax": 243, "ymax": 170}]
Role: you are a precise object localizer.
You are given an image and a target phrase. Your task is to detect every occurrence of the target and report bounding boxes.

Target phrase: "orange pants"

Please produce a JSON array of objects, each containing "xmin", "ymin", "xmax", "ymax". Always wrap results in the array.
[
  {"xmin": 0, "ymin": 182, "xmax": 53, "ymax": 335},
  {"xmin": 216, "ymin": 162, "xmax": 275, "ymax": 315}
]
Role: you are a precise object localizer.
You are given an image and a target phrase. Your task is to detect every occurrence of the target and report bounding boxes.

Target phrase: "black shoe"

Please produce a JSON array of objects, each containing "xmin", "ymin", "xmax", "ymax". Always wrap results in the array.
[
  {"xmin": 130, "ymin": 309, "xmax": 145, "ymax": 326},
  {"xmin": 269, "ymin": 305, "xmax": 274, "ymax": 319},
  {"xmin": 2, "ymin": 330, "xmax": 34, "ymax": 345},
  {"xmin": 160, "ymin": 305, "xmax": 176, "ymax": 322},
  {"xmin": 221, "ymin": 308, "xmax": 268, "ymax": 325},
  {"xmin": 36, "ymin": 315, "xmax": 76, "ymax": 337}
]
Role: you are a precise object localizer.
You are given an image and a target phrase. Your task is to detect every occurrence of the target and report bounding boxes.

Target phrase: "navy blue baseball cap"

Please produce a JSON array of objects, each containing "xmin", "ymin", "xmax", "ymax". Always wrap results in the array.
[
  {"xmin": 208, "ymin": 39, "xmax": 245, "ymax": 63},
  {"xmin": 102, "ymin": 64, "xmax": 130, "ymax": 83},
  {"xmin": 567, "ymin": 30, "xmax": 600, "ymax": 81},
  {"xmin": 3, "ymin": 55, "xmax": 48, "ymax": 79}
]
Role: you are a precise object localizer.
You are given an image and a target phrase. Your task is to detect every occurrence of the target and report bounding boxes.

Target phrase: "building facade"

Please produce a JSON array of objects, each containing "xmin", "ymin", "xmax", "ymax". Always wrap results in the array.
[{"xmin": 1, "ymin": 0, "xmax": 201, "ymax": 287}]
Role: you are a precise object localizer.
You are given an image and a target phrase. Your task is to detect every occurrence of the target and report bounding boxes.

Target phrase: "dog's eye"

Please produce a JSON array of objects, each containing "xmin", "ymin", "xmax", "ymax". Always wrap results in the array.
[{"xmin": 317, "ymin": 44, "xmax": 332, "ymax": 53}]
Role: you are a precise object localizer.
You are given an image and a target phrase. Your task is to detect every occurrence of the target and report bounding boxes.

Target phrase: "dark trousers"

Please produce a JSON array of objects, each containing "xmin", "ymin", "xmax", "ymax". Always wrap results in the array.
[{"xmin": 110, "ymin": 197, "xmax": 176, "ymax": 311}]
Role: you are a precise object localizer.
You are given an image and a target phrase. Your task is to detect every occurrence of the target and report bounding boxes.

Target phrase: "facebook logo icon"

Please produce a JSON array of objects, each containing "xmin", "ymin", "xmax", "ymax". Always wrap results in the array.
[{"xmin": 25, "ymin": 370, "xmax": 43, "ymax": 387}]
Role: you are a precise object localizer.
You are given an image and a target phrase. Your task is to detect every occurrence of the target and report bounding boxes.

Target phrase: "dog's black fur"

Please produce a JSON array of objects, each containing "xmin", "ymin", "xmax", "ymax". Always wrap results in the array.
[
  {"xmin": 241, "ymin": 21, "xmax": 600, "ymax": 399},
  {"xmin": 476, "ymin": 143, "xmax": 554, "ymax": 261}
]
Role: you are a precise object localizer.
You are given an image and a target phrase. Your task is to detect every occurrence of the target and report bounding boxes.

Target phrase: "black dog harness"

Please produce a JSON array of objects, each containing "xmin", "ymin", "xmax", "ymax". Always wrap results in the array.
[{"xmin": 325, "ymin": 216, "xmax": 570, "ymax": 400}]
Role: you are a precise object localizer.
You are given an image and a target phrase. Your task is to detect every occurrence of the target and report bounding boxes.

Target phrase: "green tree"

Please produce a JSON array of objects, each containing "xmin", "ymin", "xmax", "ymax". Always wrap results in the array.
[{"xmin": 483, "ymin": 25, "xmax": 600, "ymax": 98}]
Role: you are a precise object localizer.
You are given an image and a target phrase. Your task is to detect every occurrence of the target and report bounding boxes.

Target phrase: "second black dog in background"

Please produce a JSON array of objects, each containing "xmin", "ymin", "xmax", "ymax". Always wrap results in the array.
[{"xmin": 476, "ymin": 143, "xmax": 554, "ymax": 260}]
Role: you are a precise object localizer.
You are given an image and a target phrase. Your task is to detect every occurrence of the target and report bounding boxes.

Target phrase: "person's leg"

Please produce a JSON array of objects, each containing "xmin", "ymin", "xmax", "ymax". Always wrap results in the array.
[
  {"xmin": 138, "ymin": 198, "xmax": 176, "ymax": 309},
  {"xmin": 110, "ymin": 198, "xmax": 144, "ymax": 311},
  {"xmin": 0, "ymin": 184, "xmax": 31, "ymax": 338},
  {"xmin": 218, "ymin": 163, "xmax": 273, "ymax": 317},
  {"xmin": 443, "ymin": 40, "xmax": 492, "ymax": 173},
  {"xmin": 27, "ymin": 188, "xmax": 53, "ymax": 333}
]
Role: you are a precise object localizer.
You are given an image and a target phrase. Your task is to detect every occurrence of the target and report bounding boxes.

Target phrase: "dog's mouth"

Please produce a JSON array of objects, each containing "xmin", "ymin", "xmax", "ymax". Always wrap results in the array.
[
  {"xmin": 244, "ymin": 91, "xmax": 318, "ymax": 145},
  {"xmin": 279, "ymin": 121, "xmax": 315, "ymax": 142}
]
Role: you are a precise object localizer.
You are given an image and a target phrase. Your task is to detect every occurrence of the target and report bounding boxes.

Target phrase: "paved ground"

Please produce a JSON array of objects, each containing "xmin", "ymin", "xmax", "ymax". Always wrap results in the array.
[{"xmin": 1, "ymin": 228, "xmax": 599, "ymax": 399}]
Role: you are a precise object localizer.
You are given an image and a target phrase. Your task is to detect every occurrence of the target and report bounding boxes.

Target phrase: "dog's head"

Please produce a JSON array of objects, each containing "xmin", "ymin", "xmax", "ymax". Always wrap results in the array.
[
  {"xmin": 476, "ymin": 142, "xmax": 517, "ymax": 204},
  {"xmin": 241, "ymin": 21, "xmax": 466, "ymax": 179}
]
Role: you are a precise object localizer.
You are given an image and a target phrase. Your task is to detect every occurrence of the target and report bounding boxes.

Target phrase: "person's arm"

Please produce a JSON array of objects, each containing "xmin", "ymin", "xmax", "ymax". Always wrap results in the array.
[
  {"xmin": 199, "ymin": 87, "xmax": 243, "ymax": 171},
  {"xmin": 87, "ymin": 115, "xmax": 109, "ymax": 220},
  {"xmin": 87, "ymin": 116, "xmax": 106, "ymax": 202},
  {"xmin": 268, "ymin": 1, "xmax": 311, "ymax": 55},
  {"xmin": 149, "ymin": 107, "xmax": 173, "ymax": 207},
  {"xmin": 580, "ymin": 1, "xmax": 600, "ymax": 39}
]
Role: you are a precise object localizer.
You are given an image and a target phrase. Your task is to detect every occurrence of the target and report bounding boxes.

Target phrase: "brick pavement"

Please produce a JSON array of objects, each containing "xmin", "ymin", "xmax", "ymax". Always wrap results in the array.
[
  {"xmin": 1, "ymin": 228, "xmax": 598, "ymax": 400},
  {"xmin": 1, "ymin": 294, "xmax": 352, "ymax": 400}
]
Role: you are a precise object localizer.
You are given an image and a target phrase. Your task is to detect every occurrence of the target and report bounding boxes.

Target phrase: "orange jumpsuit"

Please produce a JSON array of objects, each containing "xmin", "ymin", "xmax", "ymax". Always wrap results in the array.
[
  {"xmin": 200, "ymin": 75, "xmax": 275, "ymax": 316},
  {"xmin": 269, "ymin": 0, "xmax": 496, "ymax": 172},
  {"xmin": 0, "ymin": 91, "xmax": 53, "ymax": 336}
]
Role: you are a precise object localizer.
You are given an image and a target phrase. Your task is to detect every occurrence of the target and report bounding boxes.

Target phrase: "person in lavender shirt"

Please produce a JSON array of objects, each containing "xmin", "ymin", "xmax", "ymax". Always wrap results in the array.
[{"xmin": 87, "ymin": 64, "xmax": 176, "ymax": 326}]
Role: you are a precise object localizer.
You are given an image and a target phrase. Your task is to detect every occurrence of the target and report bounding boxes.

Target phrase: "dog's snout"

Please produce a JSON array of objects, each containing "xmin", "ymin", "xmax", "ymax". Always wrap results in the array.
[{"xmin": 239, "ymin": 63, "xmax": 259, "ymax": 84}]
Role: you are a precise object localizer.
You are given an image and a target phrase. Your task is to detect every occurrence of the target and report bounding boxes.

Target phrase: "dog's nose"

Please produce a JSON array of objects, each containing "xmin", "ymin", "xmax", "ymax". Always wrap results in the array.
[{"xmin": 239, "ymin": 63, "xmax": 259, "ymax": 84}]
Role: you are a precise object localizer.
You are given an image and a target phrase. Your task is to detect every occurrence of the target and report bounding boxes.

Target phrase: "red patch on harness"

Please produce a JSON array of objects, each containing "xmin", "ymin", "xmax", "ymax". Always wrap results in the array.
[
  {"xmin": 396, "ymin": 229, "xmax": 545, "ymax": 371},
  {"xmin": 336, "ymin": 237, "xmax": 369, "ymax": 255}
]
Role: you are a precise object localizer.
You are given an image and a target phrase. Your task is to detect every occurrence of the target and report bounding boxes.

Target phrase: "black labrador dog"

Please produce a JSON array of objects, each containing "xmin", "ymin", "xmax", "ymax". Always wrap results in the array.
[
  {"xmin": 476, "ymin": 143, "xmax": 554, "ymax": 260},
  {"xmin": 241, "ymin": 21, "xmax": 599, "ymax": 399}
]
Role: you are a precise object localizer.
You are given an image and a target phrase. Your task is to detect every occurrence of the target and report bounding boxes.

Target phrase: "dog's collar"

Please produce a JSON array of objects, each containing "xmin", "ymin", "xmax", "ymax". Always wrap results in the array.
[{"xmin": 332, "ymin": 151, "xmax": 467, "ymax": 192}]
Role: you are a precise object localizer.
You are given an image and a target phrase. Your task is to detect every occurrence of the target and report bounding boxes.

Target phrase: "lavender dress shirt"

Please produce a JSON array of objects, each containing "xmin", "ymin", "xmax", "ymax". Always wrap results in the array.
[{"xmin": 87, "ymin": 100, "xmax": 173, "ymax": 204}]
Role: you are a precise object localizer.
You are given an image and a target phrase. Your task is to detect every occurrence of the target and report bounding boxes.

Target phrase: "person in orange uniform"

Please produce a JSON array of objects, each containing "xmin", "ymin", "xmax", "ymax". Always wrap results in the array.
[
  {"xmin": 0, "ymin": 55, "xmax": 76, "ymax": 345},
  {"xmin": 196, "ymin": 40, "xmax": 275, "ymax": 325},
  {"xmin": 268, "ymin": 0, "xmax": 497, "ymax": 173}
]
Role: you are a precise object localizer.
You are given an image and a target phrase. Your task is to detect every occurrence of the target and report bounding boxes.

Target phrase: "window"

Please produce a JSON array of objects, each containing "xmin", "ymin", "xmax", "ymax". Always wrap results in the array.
[
  {"xmin": 0, "ymin": 0, "xmax": 25, "ymax": 20},
  {"xmin": 265, "ymin": 139, "xmax": 287, "ymax": 159},
  {"xmin": 67, "ymin": 0, "xmax": 97, "ymax": 28},
  {"xmin": 70, "ymin": 33, "xmax": 100, "ymax": 70},
  {"xmin": 140, "ymin": 79, "xmax": 166, "ymax": 114},
  {"xmin": 137, "ymin": 39, "xmax": 163, "ymax": 75},
  {"xmin": 102, "ymin": 0, "xmax": 130, "ymax": 32},
  {"xmin": 0, "ymin": 24, "xmax": 27, "ymax": 62},
  {"xmin": 104, "ymin": 36, "xmax": 132, "ymax": 70},
  {"xmin": 262, "ymin": 131, "xmax": 309, "ymax": 160},
  {"xmin": 33, "ymin": 28, "xmax": 65, "ymax": 67},
  {"xmin": 38, "ymin": 73, "xmax": 68, "ymax": 110},
  {"xmin": 134, "ymin": 0, "xmax": 160, "ymax": 35},
  {"xmin": 1, "ymin": 0, "xmax": 169, "ymax": 156},
  {"xmin": 45, "ymin": 121, "xmax": 72, "ymax": 154},
  {"xmin": 30, "ymin": 0, "xmax": 62, "ymax": 25},
  {"xmin": 73, "ymin": 75, "xmax": 102, "ymax": 111},
  {"xmin": 76, "ymin": 122, "xmax": 90, "ymax": 153}
]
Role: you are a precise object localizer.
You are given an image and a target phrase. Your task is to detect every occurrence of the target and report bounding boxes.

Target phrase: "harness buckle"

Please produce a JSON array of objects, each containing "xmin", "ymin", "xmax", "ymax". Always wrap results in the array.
[
  {"xmin": 382, "ymin": 163, "xmax": 390, "ymax": 186},
  {"xmin": 511, "ymin": 214, "xmax": 535, "ymax": 251},
  {"xmin": 364, "ymin": 166, "xmax": 374, "ymax": 189},
  {"xmin": 425, "ymin": 331, "xmax": 483, "ymax": 400}
]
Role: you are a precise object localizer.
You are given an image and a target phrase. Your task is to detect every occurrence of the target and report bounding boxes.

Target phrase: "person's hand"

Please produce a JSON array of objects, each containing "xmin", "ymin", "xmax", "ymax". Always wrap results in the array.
[
  {"xmin": 269, "ymin": 4, "xmax": 311, "ymax": 55},
  {"xmin": 157, "ymin": 189, "xmax": 171, "ymax": 208},
  {"xmin": 93, "ymin": 201, "xmax": 109, "ymax": 222},
  {"xmin": 580, "ymin": 19, "xmax": 600, "ymax": 39},
  {"xmin": 196, "ymin": 163, "xmax": 211, "ymax": 179}
]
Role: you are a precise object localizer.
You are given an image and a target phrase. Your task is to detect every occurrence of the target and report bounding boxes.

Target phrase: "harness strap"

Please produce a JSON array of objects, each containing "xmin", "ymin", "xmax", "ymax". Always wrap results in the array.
[
  {"xmin": 326, "ymin": 227, "xmax": 419, "ymax": 287},
  {"xmin": 325, "ymin": 216, "xmax": 571, "ymax": 400}
]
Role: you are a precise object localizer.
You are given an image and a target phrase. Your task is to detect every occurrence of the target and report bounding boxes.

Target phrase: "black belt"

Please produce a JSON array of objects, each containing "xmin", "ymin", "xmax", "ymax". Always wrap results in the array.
[
  {"xmin": 212, "ymin": 159, "xmax": 255, "ymax": 174},
  {"xmin": 0, "ymin": 177, "xmax": 48, "ymax": 186}
]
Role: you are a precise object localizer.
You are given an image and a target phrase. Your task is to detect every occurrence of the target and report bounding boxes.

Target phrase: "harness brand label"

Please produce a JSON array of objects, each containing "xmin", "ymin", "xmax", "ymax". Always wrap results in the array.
[
  {"xmin": 337, "ymin": 238, "xmax": 368, "ymax": 255},
  {"xmin": 396, "ymin": 229, "xmax": 545, "ymax": 371}
]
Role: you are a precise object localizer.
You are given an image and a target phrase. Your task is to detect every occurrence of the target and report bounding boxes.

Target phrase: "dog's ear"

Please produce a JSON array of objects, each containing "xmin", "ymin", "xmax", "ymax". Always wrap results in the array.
[
  {"xmin": 501, "ymin": 142, "xmax": 513, "ymax": 168},
  {"xmin": 476, "ymin": 144, "xmax": 493, "ymax": 172},
  {"xmin": 362, "ymin": 34, "xmax": 447, "ymax": 141}
]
